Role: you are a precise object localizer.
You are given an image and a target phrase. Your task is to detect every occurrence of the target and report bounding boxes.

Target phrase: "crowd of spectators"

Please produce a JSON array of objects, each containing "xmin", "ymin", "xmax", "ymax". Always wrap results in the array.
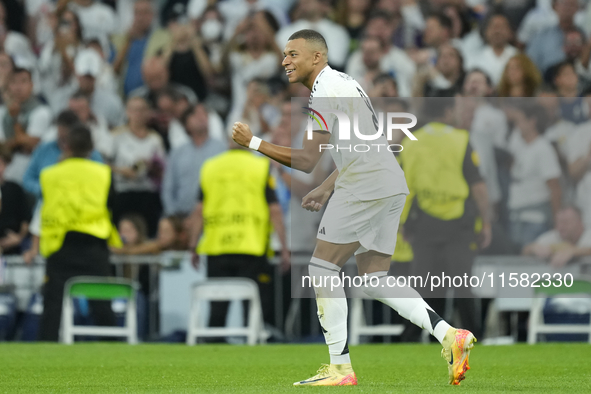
[{"xmin": 0, "ymin": 0, "xmax": 589, "ymax": 272}]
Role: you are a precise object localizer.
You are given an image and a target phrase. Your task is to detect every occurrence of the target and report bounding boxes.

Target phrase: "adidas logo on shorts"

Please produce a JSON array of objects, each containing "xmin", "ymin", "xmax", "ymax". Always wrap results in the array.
[{"xmin": 319, "ymin": 227, "xmax": 326, "ymax": 235}]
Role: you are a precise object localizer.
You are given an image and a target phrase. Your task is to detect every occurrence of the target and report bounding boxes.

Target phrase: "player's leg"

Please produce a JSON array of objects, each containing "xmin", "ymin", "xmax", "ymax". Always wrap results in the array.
[
  {"xmin": 355, "ymin": 193, "xmax": 476, "ymax": 385},
  {"xmin": 294, "ymin": 239, "xmax": 359, "ymax": 386},
  {"xmin": 356, "ymin": 251, "xmax": 476, "ymax": 385},
  {"xmin": 356, "ymin": 250, "xmax": 451, "ymax": 343},
  {"xmin": 310, "ymin": 240, "xmax": 359, "ymax": 362}
]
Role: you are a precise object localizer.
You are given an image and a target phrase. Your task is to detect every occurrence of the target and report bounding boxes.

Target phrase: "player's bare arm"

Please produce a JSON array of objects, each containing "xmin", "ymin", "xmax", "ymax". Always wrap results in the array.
[
  {"xmin": 301, "ymin": 169, "xmax": 339, "ymax": 212},
  {"xmin": 232, "ymin": 121, "xmax": 330, "ymax": 173}
]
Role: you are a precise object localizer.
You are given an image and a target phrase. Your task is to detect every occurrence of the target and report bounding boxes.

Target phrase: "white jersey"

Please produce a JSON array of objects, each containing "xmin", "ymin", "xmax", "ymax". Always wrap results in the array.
[{"xmin": 308, "ymin": 66, "xmax": 409, "ymax": 201}]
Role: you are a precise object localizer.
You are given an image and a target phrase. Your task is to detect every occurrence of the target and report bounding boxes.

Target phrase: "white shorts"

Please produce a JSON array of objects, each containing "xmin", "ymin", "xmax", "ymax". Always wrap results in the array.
[{"xmin": 316, "ymin": 192, "xmax": 407, "ymax": 255}]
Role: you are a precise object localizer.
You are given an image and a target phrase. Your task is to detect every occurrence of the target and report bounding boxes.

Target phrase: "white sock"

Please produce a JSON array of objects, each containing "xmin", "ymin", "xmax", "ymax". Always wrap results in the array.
[
  {"xmin": 361, "ymin": 271, "xmax": 451, "ymax": 345},
  {"xmin": 309, "ymin": 257, "xmax": 351, "ymax": 365},
  {"xmin": 433, "ymin": 320, "xmax": 452, "ymax": 343}
]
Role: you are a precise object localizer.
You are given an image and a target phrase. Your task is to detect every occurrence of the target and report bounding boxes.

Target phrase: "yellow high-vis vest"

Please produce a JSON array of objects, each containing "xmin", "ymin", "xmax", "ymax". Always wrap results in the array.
[
  {"xmin": 392, "ymin": 231, "xmax": 414, "ymax": 262},
  {"xmin": 197, "ymin": 150, "xmax": 272, "ymax": 256},
  {"xmin": 400, "ymin": 122, "xmax": 471, "ymax": 221},
  {"xmin": 40, "ymin": 158, "xmax": 122, "ymax": 257}
]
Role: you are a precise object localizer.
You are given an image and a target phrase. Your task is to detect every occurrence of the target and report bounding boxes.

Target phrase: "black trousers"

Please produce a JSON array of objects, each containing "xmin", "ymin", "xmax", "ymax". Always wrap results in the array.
[
  {"xmin": 207, "ymin": 254, "xmax": 274, "ymax": 331},
  {"xmin": 402, "ymin": 234, "xmax": 482, "ymax": 340},
  {"xmin": 39, "ymin": 232, "xmax": 116, "ymax": 342}
]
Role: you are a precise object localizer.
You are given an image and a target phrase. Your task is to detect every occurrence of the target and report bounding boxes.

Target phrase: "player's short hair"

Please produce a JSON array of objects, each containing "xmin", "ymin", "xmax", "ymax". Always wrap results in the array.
[
  {"xmin": 66, "ymin": 124, "xmax": 93, "ymax": 157},
  {"xmin": 288, "ymin": 29, "xmax": 328, "ymax": 52}
]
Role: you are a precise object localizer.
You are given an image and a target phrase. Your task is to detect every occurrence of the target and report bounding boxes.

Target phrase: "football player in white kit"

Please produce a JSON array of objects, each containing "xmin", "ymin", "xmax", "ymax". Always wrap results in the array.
[{"xmin": 232, "ymin": 29, "xmax": 476, "ymax": 387}]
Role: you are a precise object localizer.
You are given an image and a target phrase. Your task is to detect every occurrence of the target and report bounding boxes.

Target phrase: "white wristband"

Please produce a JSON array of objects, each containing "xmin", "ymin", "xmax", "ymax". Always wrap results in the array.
[{"xmin": 249, "ymin": 136, "xmax": 262, "ymax": 151}]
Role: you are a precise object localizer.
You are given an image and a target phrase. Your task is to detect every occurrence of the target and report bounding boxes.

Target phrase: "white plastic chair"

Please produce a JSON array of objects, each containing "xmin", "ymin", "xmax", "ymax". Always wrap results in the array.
[
  {"xmin": 186, "ymin": 278, "xmax": 266, "ymax": 345},
  {"xmin": 61, "ymin": 276, "xmax": 138, "ymax": 344},
  {"xmin": 528, "ymin": 277, "xmax": 591, "ymax": 344},
  {"xmin": 349, "ymin": 289, "xmax": 404, "ymax": 345}
]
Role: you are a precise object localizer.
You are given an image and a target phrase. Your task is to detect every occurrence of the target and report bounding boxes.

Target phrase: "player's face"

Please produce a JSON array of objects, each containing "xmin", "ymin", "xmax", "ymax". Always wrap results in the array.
[{"xmin": 282, "ymin": 39, "xmax": 314, "ymax": 84}]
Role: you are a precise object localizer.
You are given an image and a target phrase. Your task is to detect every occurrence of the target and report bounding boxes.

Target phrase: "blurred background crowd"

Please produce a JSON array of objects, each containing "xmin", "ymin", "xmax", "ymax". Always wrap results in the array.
[{"xmin": 0, "ymin": 0, "xmax": 591, "ymax": 342}]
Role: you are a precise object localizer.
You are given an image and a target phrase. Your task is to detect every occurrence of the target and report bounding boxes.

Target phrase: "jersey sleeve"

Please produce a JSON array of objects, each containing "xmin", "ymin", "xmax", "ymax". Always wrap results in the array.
[{"xmin": 307, "ymin": 84, "xmax": 338, "ymax": 134}]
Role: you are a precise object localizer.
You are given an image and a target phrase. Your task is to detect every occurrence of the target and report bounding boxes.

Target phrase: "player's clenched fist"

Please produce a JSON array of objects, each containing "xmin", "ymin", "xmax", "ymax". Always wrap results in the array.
[
  {"xmin": 302, "ymin": 186, "xmax": 332, "ymax": 212},
  {"xmin": 232, "ymin": 122, "xmax": 253, "ymax": 148}
]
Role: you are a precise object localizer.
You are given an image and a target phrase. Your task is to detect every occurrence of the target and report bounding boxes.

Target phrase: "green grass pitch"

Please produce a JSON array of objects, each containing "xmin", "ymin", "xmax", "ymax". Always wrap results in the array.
[{"xmin": 2, "ymin": 343, "xmax": 591, "ymax": 393}]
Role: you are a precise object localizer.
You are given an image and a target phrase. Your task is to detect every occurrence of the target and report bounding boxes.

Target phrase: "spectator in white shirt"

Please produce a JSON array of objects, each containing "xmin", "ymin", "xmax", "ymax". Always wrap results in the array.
[
  {"xmin": 0, "ymin": 67, "xmax": 52, "ymax": 183},
  {"xmin": 0, "ymin": 51, "xmax": 13, "ymax": 104},
  {"xmin": 111, "ymin": 96, "xmax": 166, "ymax": 237},
  {"xmin": 361, "ymin": 12, "xmax": 416, "ymax": 97},
  {"xmin": 223, "ymin": 11, "xmax": 281, "ymax": 122},
  {"xmin": 523, "ymin": 206, "xmax": 591, "ymax": 267},
  {"xmin": 345, "ymin": 36, "xmax": 386, "ymax": 93},
  {"xmin": 518, "ymin": 0, "xmax": 588, "ymax": 46},
  {"xmin": 507, "ymin": 102, "xmax": 563, "ymax": 248},
  {"xmin": 0, "ymin": 1, "xmax": 36, "ymax": 67},
  {"xmin": 227, "ymin": 78, "xmax": 280, "ymax": 138},
  {"xmin": 465, "ymin": 13, "xmax": 518, "ymax": 86},
  {"xmin": 40, "ymin": 91, "xmax": 114, "ymax": 162},
  {"xmin": 561, "ymin": 29, "xmax": 591, "ymax": 84},
  {"xmin": 417, "ymin": 12, "xmax": 453, "ymax": 56},
  {"xmin": 38, "ymin": 10, "xmax": 84, "ymax": 99},
  {"xmin": 567, "ymin": 95, "xmax": 591, "ymax": 228},
  {"xmin": 412, "ymin": 43, "xmax": 464, "ymax": 97},
  {"xmin": 67, "ymin": 91, "xmax": 113, "ymax": 159},
  {"xmin": 50, "ymin": 48, "xmax": 125, "ymax": 128},
  {"xmin": 85, "ymin": 39, "xmax": 118, "ymax": 94},
  {"xmin": 375, "ymin": 0, "xmax": 426, "ymax": 49},
  {"xmin": 64, "ymin": 0, "xmax": 116, "ymax": 49},
  {"xmin": 129, "ymin": 56, "xmax": 198, "ymax": 111},
  {"xmin": 548, "ymin": 61, "xmax": 588, "ymax": 124},
  {"xmin": 425, "ymin": 4, "xmax": 477, "ymax": 63},
  {"xmin": 150, "ymin": 88, "xmax": 226, "ymax": 151},
  {"xmin": 461, "ymin": 69, "xmax": 504, "ymax": 208},
  {"xmin": 275, "ymin": 0, "xmax": 350, "ymax": 70},
  {"xmin": 24, "ymin": 0, "xmax": 56, "ymax": 50},
  {"xmin": 333, "ymin": 0, "xmax": 373, "ymax": 46},
  {"xmin": 538, "ymin": 88, "xmax": 577, "ymax": 160},
  {"xmin": 208, "ymin": 0, "xmax": 289, "ymax": 42},
  {"xmin": 111, "ymin": 0, "xmax": 172, "ymax": 97},
  {"xmin": 113, "ymin": 0, "xmax": 159, "ymax": 35}
]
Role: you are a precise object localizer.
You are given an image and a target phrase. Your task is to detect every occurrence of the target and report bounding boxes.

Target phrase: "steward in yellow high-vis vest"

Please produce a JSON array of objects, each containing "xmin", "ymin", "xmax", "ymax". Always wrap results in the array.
[
  {"xmin": 40, "ymin": 159, "xmax": 120, "ymax": 257},
  {"xmin": 38, "ymin": 125, "xmax": 121, "ymax": 342},
  {"xmin": 188, "ymin": 141, "xmax": 289, "ymax": 335},
  {"xmin": 397, "ymin": 100, "xmax": 490, "ymax": 341},
  {"xmin": 197, "ymin": 150, "xmax": 273, "ymax": 257}
]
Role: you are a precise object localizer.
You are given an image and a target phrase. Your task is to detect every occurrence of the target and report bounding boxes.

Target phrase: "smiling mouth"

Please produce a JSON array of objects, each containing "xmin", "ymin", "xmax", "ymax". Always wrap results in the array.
[{"xmin": 286, "ymin": 69, "xmax": 294, "ymax": 75}]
